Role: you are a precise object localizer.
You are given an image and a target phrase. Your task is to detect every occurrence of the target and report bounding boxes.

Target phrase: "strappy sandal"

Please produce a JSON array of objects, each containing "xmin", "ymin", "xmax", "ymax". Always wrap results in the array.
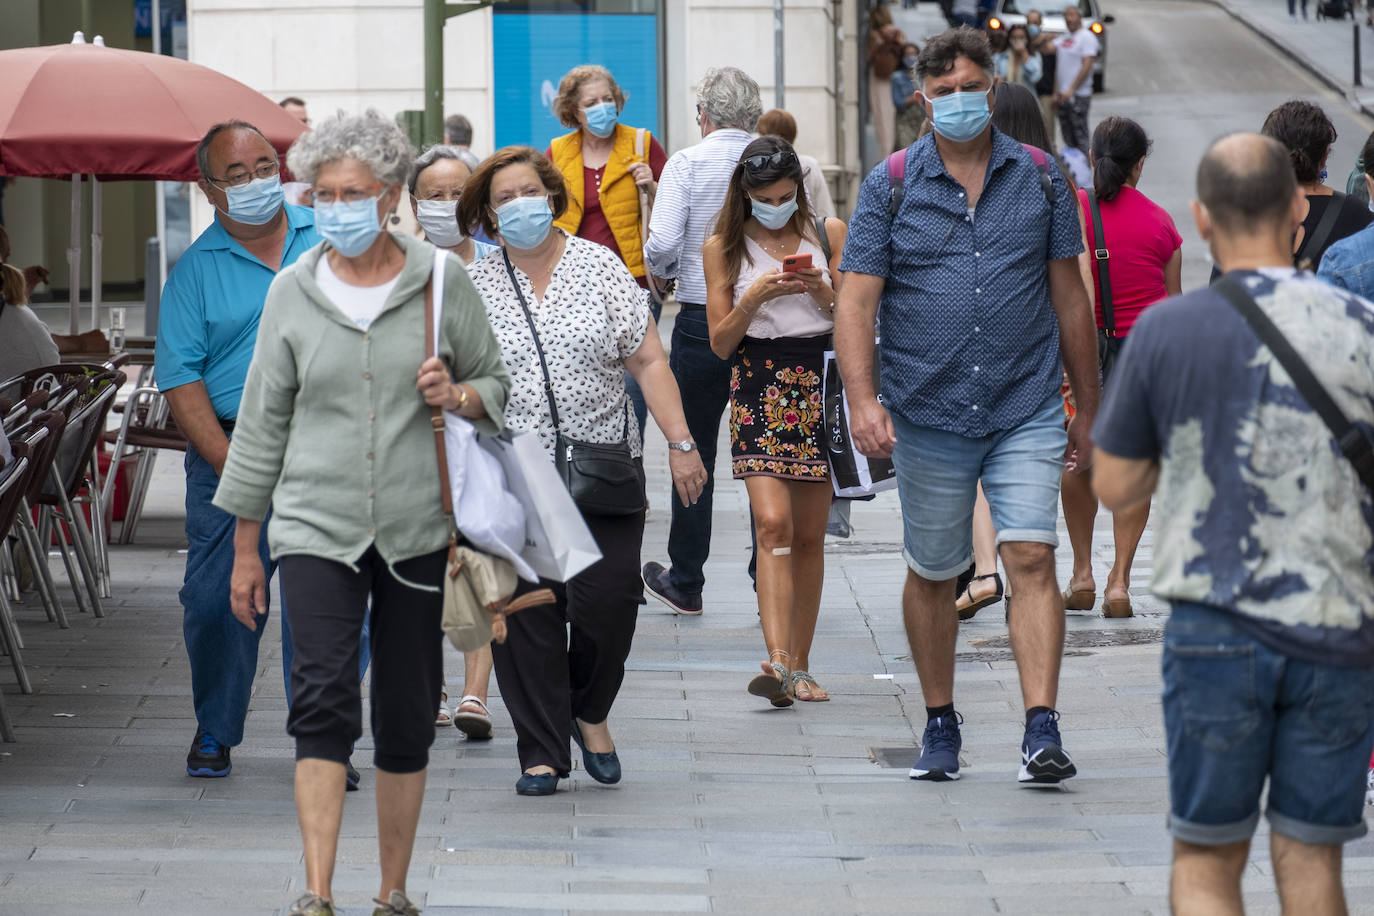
[
  {"xmin": 789, "ymin": 670, "xmax": 830, "ymax": 702},
  {"xmin": 452, "ymin": 694, "xmax": 494, "ymax": 740},
  {"xmin": 435, "ymin": 689, "xmax": 452, "ymax": 727},
  {"xmin": 956, "ymin": 573, "xmax": 1004, "ymax": 621},
  {"xmin": 747, "ymin": 651, "xmax": 794, "ymax": 708}
]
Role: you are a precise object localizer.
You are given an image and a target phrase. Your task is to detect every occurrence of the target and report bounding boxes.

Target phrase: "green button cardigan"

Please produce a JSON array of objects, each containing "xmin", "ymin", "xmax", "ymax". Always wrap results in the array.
[{"xmin": 212, "ymin": 234, "xmax": 511, "ymax": 568}]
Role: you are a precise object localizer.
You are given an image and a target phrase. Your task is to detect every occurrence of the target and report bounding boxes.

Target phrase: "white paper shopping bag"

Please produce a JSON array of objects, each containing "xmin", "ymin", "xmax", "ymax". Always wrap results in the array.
[{"xmin": 478, "ymin": 431, "xmax": 602, "ymax": 582}]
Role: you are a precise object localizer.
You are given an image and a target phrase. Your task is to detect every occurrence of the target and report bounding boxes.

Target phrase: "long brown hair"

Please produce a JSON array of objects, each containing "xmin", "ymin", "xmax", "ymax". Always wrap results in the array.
[{"xmin": 713, "ymin": 135, "xmax": 815, "ymax": 286}]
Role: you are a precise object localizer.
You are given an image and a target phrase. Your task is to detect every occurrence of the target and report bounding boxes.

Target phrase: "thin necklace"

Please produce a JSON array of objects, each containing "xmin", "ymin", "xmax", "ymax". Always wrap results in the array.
[
  {"xmin": 753, "ymin": 229, "xmax": 795, "ymax": 259},
  {"xmin": 514, "ymin": 235, "xmax": 564, "ymax": 284}
]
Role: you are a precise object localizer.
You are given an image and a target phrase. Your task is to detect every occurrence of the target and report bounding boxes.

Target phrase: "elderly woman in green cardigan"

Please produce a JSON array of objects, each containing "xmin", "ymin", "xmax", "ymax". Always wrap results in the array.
[{"xmin": 212, "ymin": 111, "xmax": 510, "ymax": 916}]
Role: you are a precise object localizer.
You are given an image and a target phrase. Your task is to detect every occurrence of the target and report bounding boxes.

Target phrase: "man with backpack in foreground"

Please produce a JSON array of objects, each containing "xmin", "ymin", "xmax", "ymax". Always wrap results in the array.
[
  {"xmin": 833, "ymin": 27, "xmax": 1099, "ymax": 785},
  {"xmin": 1094, "ymin": 132, "xmax": 1374, "ymax": 916}
]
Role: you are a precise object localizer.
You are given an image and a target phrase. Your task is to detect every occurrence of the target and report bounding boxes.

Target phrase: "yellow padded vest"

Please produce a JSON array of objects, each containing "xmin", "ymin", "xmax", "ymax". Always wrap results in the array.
[{"xmin": 551, "ymin": 123, "xmax": 650, "ymax": 278}]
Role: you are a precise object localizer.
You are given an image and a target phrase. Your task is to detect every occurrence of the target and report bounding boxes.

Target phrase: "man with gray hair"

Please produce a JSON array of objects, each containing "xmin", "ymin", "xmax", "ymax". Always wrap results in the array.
[
  {"xmin": 1095, "ymin": 132, "xmax": 1374, "ymax": 916},
  {"xmin": 641, "ymin": 66, "xmax": 762, "ymax": 616},
  {"xmin": 154, "ymin": 121, "xmax": 329, "ymax": 780}
]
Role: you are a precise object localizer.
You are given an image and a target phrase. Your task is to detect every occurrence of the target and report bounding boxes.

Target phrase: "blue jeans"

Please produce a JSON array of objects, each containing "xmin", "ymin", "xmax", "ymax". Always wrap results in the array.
[
  {"xmin": 625, "ymin": 295, "xmax": 663, "ymax": 446},
  {"xmin": 665, "ymin": 308, "xmax": 733, "ymax": 594},
  {"xmin": 890, "ymin": 391, "xmax": 1066, "ymax": 580},
  {"xmin": 181, "ymin": 441, "xmax": 275, "ymax": 747},
  {"xmin": 1163, "ymin": 602, "xmax": 1374, "ymax": 846}
]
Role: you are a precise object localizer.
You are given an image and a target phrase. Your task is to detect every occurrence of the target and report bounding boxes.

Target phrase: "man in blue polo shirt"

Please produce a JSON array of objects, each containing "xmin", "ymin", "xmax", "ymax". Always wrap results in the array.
[
  {"xmin": 834, "ymin": 28, "xmax": 1100, "ymax": 785},
  {"xmin": 156, "ymin": 121, "xmax": 321, "ymax": 779}
]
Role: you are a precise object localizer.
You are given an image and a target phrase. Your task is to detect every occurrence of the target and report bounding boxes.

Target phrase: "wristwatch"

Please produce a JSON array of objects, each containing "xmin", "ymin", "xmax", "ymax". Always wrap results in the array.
[{"xmin": 667, "ymin": 440, "xmax": 698, "ymax": 453}]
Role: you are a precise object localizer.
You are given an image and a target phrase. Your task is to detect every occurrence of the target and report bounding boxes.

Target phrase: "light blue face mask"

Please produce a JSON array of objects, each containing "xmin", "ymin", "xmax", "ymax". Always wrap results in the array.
[
  {"xmin": 224, "ymin": 175, "xmax": 285, "ymax": 226},
  {"xmin": 496, "ymin": 195, "xmax": 554, "ymax": 249},
  {"xmin": 925, "ymin": 88, "xmax": 993, "ymax": 144},
  {"xmin": 750, "ymin": 196, "xmax": 799, "ymax": 231},
  {"xmin": 583, "ymin": 102, "xmax": 618, "ymax": 139},
  {"xmin": 1027, "ymin": 23, "xmax": 1041, "ymax": 38},
  {"xmin": 315, "ymin": 196, "xmax": 383, "ymax": 257}
]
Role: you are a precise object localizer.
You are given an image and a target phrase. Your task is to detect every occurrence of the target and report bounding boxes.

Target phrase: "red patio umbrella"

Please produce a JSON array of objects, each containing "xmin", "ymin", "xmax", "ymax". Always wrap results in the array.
[{"xmin": 0, "ymin": 36, "xmax": 310, "ymax": 331}]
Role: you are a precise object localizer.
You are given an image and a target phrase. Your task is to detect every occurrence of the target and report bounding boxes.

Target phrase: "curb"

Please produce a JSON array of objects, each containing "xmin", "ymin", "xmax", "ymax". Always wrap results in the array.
[{"xmin": 1205, "ymin": 0, "xmax": 1374, "ymax": 119}]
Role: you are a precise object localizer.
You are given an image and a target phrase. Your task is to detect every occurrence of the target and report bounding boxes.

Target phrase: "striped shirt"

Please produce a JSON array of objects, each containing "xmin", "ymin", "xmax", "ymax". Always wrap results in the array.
[{"xmin": 644, "ymin": 128, "xmax": 752, "ymax": 305}]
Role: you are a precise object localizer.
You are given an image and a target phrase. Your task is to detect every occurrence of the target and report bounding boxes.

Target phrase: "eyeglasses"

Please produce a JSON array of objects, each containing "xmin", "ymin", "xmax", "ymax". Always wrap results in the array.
[
  {"xmin": 742, "ymin": 150, "xmax": 798, "ymax": 172},
  {"xmin": 310, "ymin": 182, "xmax": 384, "ymax": 206},
  {"xmin": 208, "ymin": 162, "xmax": 280, "ymax": 189}
]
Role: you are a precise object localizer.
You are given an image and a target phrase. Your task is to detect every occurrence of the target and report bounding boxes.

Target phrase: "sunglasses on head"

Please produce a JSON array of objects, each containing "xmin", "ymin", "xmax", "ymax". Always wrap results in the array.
[{"xmin": 742, "ymin": 150, "xmax": 798, "ymax": 172}]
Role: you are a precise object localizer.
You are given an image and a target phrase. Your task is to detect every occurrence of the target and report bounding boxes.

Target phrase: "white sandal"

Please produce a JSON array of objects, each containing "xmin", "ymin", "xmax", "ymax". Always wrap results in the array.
[
  {"xmin": 452, "ymin": 694, "xmax": 493, "ymax": 740},
  {"xmin": 435, "ymin": 689, "xmax": 452, "ymax": 727}
]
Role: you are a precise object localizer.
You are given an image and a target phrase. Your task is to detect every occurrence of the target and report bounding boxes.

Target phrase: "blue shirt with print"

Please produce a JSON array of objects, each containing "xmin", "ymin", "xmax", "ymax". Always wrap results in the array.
[
  {"xmin": 838, "ymin": 129, "xmax": 1083, "ymax": 437},
  {"xmin": 1094, "ymin": 269, "xmax": 1374, "ymax": 666},
  {"xmin": 155, "ymin": 205, "xmax": 320, "ymax": 420}
]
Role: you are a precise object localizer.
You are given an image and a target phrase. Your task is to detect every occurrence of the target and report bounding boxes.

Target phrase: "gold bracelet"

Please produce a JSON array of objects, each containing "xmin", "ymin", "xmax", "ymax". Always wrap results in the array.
[{"xmin": 456, "ymin": 384, "xmax": 469, "ymax": 411}]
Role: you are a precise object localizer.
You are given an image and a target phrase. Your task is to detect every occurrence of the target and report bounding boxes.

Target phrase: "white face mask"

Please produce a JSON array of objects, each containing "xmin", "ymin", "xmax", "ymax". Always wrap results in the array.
[{"xmin": 415, "ymin": 199, "xmax": 465, "ymax": 248}]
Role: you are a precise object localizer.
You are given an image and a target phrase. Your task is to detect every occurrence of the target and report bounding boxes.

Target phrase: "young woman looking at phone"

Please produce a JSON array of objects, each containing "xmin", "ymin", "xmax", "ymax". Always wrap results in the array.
[{"xmin": 702, "ymin": 135, "xmax": 847, "ymax": 706}]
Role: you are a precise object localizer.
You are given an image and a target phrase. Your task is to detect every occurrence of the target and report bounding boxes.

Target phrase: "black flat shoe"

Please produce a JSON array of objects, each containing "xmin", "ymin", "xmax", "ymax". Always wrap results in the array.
[
  {"xmin": 345, "ymin": 759, "xmax": 360, "ymax": 792},
  {"xmin": 571, "ymin": 719, "xmax": 622, "ymax": 785},
  {"xmin": 515, "ymin": 772, "xmax": 559, "ymax": 796}
]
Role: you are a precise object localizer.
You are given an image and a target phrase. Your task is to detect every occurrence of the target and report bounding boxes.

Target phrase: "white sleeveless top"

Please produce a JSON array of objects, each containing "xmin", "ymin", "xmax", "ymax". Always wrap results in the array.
[{"xmin": 732, "ymin": 234, "xmax": 835, "ymax": 340}]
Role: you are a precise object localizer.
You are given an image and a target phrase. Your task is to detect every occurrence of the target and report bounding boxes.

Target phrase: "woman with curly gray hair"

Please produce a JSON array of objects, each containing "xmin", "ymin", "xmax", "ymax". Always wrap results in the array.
[{"xmin": 213, "ymin": 110, "xmax": 511, "ymax": 916}]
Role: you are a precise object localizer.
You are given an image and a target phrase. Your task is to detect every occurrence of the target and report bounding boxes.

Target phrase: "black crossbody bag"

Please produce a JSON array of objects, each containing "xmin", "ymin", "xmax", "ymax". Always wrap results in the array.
[
  {"xmin": 1085, "ymin": 188, "xmax": 1121, "ymax": 383},
  {"xmin": 1215, "ymin": 275, "xmax": 1374, "ymax": 494},
  {"xmin": 502, "ymin": 252, "xmax": 645, "ymax": 516}
]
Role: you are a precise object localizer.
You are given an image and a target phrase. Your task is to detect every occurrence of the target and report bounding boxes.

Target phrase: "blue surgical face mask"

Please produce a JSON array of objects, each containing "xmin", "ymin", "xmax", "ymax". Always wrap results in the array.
[
  {"xmin": 750, "ymin": 196, "xmax": 798, "ymax": 231},
  {"xmin": 1026, "ymin": 23, "xmax": 1041, "ymax": 38},
  {"xmin": 315, "ymin": 196, "xmax": 383, "ymax": 257},
  {"xmin": 583, "ymin": 102, "xmax": 618, "ymax": 139},
  {"xmin": 1319, "ymin": 168, "xmax": 1329, "ymax": 182},
  {"xmin": 925, "ymin": 89, "xmax": 993, "ymax": 144},
  {"xmin": 495, "ymin": 195, "xmax": 554, "ymax": 249},
  {"xmin": 224, "ymin": 175, "xmax": 285, "ymax": 226}
]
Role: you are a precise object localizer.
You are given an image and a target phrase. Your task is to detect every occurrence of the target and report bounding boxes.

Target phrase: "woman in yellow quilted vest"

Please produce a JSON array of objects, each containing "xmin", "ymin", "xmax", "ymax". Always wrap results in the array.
[{"xmin": 546, "ymin": 64, "xmax": 669, "ymax": 440}]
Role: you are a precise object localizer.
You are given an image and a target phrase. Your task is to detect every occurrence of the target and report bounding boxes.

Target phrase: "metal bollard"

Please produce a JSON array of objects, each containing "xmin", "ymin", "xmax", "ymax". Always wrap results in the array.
[{"xmin": 1357, "ymin": 22, "xmax": 1364, "ymax": 88}]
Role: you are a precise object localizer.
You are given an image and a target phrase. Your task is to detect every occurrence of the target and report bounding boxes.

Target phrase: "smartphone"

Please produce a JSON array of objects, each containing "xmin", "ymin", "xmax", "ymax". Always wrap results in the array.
[{"xmin": 782, "ymin": 253, "xmax": 812, "ymax": 273}]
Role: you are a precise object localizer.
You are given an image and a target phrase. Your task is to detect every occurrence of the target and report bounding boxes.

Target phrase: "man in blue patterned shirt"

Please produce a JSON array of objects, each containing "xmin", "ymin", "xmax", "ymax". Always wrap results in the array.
[
  {"xmin": 834, "ymin": 28, "xmax": 1100, "ymax": 785},
  {"xmin": 1095, "ymin": 133, "xmax": 1374, "ymax": 916}
]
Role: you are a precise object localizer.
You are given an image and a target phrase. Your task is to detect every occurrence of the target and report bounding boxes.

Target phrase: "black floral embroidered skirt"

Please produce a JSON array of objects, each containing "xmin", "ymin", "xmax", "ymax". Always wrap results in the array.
[{"xmin": 729, "ymin": 335, "xmax": 831, "ymax": 481}]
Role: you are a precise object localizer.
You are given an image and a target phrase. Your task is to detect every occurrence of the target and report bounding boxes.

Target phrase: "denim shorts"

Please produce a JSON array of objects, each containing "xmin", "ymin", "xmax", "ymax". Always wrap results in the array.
[
  {"xmin": 889, "ymin": 391, "xmax": 1066, "ymax": 580},
  {"xmin": 1162, "ymin": 602, "xmax": 1374, "ymax": 846}
]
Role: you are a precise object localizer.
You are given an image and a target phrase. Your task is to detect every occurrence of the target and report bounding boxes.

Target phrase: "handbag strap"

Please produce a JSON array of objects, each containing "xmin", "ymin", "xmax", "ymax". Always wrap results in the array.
[
  {"xmin": 425, "ymin": 250, "xmax": 455, "ymax": 522},
  {"xmin": 1215, "ymin": 275, "xmax": 1374, "ymax": 492},
  {"xmin": 503, "ymin": 250, "xmax": 565, "ymax": 434},
  {"xmin": 1086, "ymin": 188, "xmax": 1115, "ymax": 337},
  {"xmin": 814, "ymin": 215, "xmax": 831, "ymax": 264},
  {"xmin": 1295, "ymin": 192, "xmax": 1348, "ymax": 270}
]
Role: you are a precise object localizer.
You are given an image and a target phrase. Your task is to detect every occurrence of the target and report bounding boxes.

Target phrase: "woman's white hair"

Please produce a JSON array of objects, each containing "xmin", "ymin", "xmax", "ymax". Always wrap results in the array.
[
  {"xmin": 696, "ymin": 67, "xmax": 763, "ymax": 133},
  {"xmin": 287, "ymin": 109, "xmax": 414, "ymax": 186}
]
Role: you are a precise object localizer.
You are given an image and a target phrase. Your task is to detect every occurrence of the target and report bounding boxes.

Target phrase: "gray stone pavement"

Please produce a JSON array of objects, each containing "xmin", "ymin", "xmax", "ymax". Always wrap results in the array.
[{"xmin": 2, "ymin": 299, "xmax": 1372, "ymax": 914}]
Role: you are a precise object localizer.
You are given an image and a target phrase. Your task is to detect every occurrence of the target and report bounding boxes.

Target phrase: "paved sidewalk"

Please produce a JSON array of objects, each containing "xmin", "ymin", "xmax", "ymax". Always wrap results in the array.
[
  {"xmin": 1, "ymin": 308, "xmax": 1372, "ymax": 915},
  {"xmin": 1210, "ymin": 0, "xmax": 1374, "ymax": 116}
]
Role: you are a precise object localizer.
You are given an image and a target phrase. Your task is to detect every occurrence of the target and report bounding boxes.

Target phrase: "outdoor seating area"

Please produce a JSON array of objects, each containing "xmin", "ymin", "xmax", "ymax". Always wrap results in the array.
[{"xmin": 0, "ymin": 357, "xmax": 133, "ymax": 742}]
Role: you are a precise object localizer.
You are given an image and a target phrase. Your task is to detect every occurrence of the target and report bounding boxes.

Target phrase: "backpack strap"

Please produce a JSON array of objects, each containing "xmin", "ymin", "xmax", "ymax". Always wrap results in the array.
[
  {"xmin": 886, "ymin": 149, "xmax": 907, "ymax": 218},
  {"xmin": 1085, "ymin": 188, "xmax": 1114, "ymax": 337},
  {"xmin": 1020, "ymin": 143, "xmax": 1056, "ymax": 206},
  {"xmin": 814, "ymin": 215, "xmax": 831, "ymax": 265}
]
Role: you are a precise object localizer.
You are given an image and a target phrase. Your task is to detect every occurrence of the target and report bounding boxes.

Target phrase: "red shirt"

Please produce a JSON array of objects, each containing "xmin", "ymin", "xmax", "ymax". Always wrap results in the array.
[
  {"xmin": 1077, "ymin": 185, "xmax": 1182, "ymax": 337},
  {"xmin": 546, "ymin": 135, "xmax": 668, "ymax": 286}
]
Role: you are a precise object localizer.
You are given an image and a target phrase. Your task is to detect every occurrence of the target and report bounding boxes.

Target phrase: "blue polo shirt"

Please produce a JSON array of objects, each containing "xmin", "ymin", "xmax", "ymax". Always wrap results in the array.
[
  {"xmin": 839, "ymin": 129, "xmax": 1083, "ymax": 437},
  {"xmin": 155, "ymin": 204, "xmax": 319, "ymax": 420}
]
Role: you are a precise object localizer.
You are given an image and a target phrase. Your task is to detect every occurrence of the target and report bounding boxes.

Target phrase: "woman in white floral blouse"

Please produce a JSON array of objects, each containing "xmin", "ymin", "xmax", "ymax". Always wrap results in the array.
[{"xmin": 458, "ymin": 146, "xmax": 706, "ymax": 797}]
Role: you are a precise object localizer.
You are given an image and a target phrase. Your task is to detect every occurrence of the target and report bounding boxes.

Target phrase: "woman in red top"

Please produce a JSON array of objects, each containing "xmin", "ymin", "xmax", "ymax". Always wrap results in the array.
[{"xmin": 1062, "ymin": 116, "xmax": 1182, "ymax": 618}]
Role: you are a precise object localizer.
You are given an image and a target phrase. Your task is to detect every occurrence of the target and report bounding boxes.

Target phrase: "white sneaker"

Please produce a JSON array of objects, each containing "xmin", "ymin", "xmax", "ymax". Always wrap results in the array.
[{"xmin": 1365, "ymin": 767, "xmax": 1373, "ymax": 807}]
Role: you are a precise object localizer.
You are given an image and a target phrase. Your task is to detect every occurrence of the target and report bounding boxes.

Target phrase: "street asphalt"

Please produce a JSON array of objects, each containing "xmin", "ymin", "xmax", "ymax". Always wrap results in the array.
[{"xmin": 3, "ymin": 1, "xmax": 1374, "ymax": 913}]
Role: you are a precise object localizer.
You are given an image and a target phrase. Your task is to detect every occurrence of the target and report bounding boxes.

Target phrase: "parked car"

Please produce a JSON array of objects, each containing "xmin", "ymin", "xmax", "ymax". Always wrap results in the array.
[{"xmin": 987, "ymin": 0, "xmax": 1114, "ymax": 92}]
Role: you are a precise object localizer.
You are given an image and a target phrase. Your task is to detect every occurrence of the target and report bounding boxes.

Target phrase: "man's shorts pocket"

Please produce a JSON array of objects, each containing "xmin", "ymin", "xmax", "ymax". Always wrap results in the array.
[{"xmin": 1165, "ymin": 642, "xmax": 1261, "ymax": 754}]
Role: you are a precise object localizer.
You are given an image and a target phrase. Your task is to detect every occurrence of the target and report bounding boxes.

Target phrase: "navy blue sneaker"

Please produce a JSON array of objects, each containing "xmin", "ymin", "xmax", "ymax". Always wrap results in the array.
[
  {"xmin": 186, "ymin": 727, "xmax": 231, "ymax": 777},
  {"xmin": 1019, "ymin": 709, "xmax": 1077, "ymax": 785},
  {"xmin": 909, "ymin": 712, "xmax": 963, "ymax": 781}
]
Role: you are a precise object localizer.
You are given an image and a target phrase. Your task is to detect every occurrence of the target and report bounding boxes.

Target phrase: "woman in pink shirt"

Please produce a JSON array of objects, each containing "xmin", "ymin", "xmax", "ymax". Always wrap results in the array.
[{"xmin": 1062, "ymin": 117, "xmax": 1182, "ymax": 618}]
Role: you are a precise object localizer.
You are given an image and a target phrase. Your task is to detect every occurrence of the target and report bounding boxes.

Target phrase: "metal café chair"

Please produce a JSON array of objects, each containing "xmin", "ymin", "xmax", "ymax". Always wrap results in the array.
[
  {"xmin": 0, "ymin": 441, "xmax": 35, "ymax": 701},
  {"xmin": 2, "ymin": 412, "xmax": 72, "ymax": 630},
  {"xmin": 100, "ymin": 378, "xmax": 186, "ymax": 546}
]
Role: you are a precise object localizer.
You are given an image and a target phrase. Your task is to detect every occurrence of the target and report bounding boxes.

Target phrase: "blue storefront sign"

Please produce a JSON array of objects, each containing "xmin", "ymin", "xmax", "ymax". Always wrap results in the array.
[{"xmin": 492, "ymin": 12, "xmax": 660, "ymax": 151}]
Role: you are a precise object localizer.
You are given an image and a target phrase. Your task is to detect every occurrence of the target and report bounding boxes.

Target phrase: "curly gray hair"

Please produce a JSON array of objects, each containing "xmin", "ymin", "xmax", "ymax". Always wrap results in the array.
[
  {"xmin": 408, "ymin": 144, "xmax": 481, "ymax": 195},
  {"xmin": 286, "ymin": 110, "xmax": 414, "ymax": 187},
  {"xmin": 696, "ymin": 67, "xmax": 763, "ymax": 133}
]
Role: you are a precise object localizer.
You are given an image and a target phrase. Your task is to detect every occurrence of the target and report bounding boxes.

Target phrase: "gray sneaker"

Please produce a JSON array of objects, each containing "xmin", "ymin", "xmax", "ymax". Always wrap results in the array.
[
  {"xmin": 287, "ymin": 893, "xmax": 334, "ymax": 916},
  {"xmin": 372, "ymin": 890, "xmax": 420, "ymax": 916}
]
